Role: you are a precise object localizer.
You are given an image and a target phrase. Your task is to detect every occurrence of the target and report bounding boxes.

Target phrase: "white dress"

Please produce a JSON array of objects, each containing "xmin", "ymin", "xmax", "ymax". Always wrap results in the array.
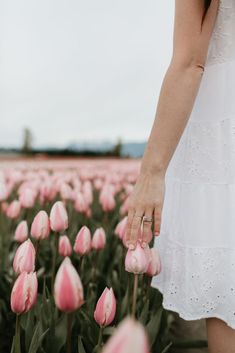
[{"xmin": 151, "ymin": 0, "xmax": 235, "ymax": 329}]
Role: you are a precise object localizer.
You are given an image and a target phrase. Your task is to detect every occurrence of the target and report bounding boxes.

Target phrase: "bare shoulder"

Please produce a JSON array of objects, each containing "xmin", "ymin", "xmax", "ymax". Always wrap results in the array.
[{"xmin": 172, "ymin": 0, "xmax": 220, "ymax": 67}]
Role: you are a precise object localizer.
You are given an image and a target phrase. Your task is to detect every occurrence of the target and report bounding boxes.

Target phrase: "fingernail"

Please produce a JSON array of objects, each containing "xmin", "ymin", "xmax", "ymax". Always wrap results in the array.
[
  {"xmin": 142, "ymin": 242, "xmax": 147, "ymax": 248},
  {"xmin": 154, "ymin": 232, "xmax": 160, "ymax": 236},
  {"xmin": 128, "ymin": 244, "xmax": 135, "ymax": 250}
]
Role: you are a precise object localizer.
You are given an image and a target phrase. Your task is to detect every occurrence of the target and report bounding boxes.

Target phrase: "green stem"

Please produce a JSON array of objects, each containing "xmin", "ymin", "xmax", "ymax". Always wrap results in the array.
[
  {"xmin": 66, "ymin": 312, "xmax": 73, "ymax": 353},
  {"xmin": 97, "ymin": 325, "xmax": 104, "ymax": 352},
  {"xmin": 35, "ymin": 240, "xmax": 40, "ymax": 259},
  {"xmin": 80, "ymin": 255, "xmax": 85, "ymax": 274},
  {"xmin": 51, "ymin": 233, "xmax": 59, "ymax": 293},
  {"xmin": 15, "ymin": 314, "xmax": 21, "ymax": 353},
  {"xmin": 132, "ymin": 274, "xmax": 139, "ymax": 318}
]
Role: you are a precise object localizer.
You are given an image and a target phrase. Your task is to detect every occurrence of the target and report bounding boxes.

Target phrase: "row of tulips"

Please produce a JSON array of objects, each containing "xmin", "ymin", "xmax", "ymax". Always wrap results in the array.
[{"xmin": 0, "ymin": 162, "xmax": 178, "ymax": 353}]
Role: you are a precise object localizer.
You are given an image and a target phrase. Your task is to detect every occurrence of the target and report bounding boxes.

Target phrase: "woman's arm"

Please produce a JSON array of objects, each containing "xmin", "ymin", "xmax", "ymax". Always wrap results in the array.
[{"xmin": 125, "ymin": 0, "xmax": 220, "ymax": 250}]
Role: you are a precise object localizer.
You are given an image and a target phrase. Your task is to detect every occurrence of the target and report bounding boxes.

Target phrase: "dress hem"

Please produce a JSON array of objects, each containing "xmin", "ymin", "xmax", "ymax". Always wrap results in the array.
[{"xmin": 151, "ymin": 282, "xmax": 235, "ymax": 330}]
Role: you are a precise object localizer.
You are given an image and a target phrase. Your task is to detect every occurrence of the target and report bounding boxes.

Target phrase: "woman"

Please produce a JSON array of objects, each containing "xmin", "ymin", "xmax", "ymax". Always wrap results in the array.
[{"xmin": 125, "ymin": 0, "xmax": 235, "ymax": 351}]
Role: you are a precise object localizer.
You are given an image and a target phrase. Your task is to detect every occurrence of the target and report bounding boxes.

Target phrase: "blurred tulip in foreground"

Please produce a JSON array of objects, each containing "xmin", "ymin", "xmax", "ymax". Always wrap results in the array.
[
  {"xmin": 14, "ymin": 220, "xmax": 28, "ymax": 243},
  {"xmin": 125, "ymin": 242, "xmax": 150, "ymax": 275},
  {"xmin": 13, "ymin": 239, "xmax": 36, "ymax": 274},
  {"xmin": 101, "ymin": 316, "xmax": 150, "ymax": 353},
  {"xmin": 59, "ymin": 235, "xmax": 72, "ymax": 257},
  {"xmin": 94, "ymin": 287, "xmax": 116, "ymax": 327},
  {"xmin": 92, "ymin": 227, "xmax": 106, "ymax": 250},
  {"xmin": 31, "ymin": 210, "xmax": 50, "ymax": 240},
  {"xmin": 145, "ymin": 247, "xmax": 162, "ymax": 277},
  {"xmin": 50, "ymin": 201, "xmax": 68, "ymax": 232},
  {"xmin": 10, "ymin": 271, "xmax": 38, "ymax": 314},
  {"xmin": 54, "ymin": 257, "xmax": 84, "ymax": 312},
  {"xmin": 74, "ymin": 225, "xmax": 92, "ymax": 255}
]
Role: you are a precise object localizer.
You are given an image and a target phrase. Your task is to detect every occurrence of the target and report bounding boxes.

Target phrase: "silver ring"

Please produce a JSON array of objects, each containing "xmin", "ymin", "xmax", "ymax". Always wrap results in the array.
[{"xmin": 142, "ymin": 216, "xmax": 153, "ymax": 223}]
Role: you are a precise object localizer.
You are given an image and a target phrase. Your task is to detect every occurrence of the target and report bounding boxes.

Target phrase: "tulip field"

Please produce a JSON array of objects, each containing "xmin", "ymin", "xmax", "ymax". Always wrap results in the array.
[{"xmin": 0, "ymin": 158, "xmax": 200, "ymax": 353}]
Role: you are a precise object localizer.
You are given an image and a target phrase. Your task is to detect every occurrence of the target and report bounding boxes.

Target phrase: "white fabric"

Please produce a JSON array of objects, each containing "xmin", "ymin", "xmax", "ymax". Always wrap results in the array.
[{"xmin": 151, "ymin": 0, "xmax": 235, "ymax": 329}]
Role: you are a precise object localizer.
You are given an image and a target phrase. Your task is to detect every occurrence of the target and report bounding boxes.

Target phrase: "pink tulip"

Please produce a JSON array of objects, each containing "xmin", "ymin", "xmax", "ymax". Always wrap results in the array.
[
  {"xmin": 59, "ymin": 235, "xmax": 73, "ymax": 257},
  {"xmin": 145, "ymin": 248, "xmax": 162, "ymax": 277},
  {"xmin": 119, "ymin": 196, "xmax": 129, "ymax": 216},
  {"xmin": 6, "ymin": 200, "xmax": 21, "ymax": 219},
  {"xmin": 1, "ymin": 201, "xmax": 8, "ymax": 214},
  {"xmin": 0, "ymin": 182, "xmax": 8, "ymax": 201},
  {"xmin": 125, "ymin": 242, "xmax": 150, "ymax": 274},
  {"xmin": 74, "ymin": 192, "xmax": 89, "ymax": 213},
  {"xmin": 54, "ymin": 257, "xmax": 84, "ymax": 312},
  {"xmin": 82, "ymin": 180, "xmax": 93, "ymax": 205},
  {"xmin": 114, "ymin": 216, "xmax": 127, "ymax": 240},
  {"xmin": 94, "ymin": 287, "xmax": 116, "ymax": 326},
  {"xmin": 11, "ymin": 271, "xmax": 38, "ymax": 314},
  {"xmin": 60, "ymin": 183, "xmax": 73, "ymax": 201},
  {"xmin": 14, "ymin": 220, "xmax": 28, "ymax": 243},
  {"xmin": 31, "ymin": 210, "xmax": 50, "ymax": 240},
  {"xmin": 99, "ymin": 189, "xmax": 116, "ymax": 212},
  {"xmin": 92, "ymin": 227, "xmax": 106, "ymax": 250},
  {"xmin": 19, "ymin": 188, "xmax": 37, "ymax": 208},
  {"xmin": 101, "ymin": 316, "xmax": 150, "ymax": 353},
  {"xmin": 74, "ymin": 226, "xmax": 92, "ymax": 255},
  {"xmin": 13, "ymin": 239, "xmax": 36, "ymax": 274},
  {"xmin": 49, "ymin": 201, "xmax": 68, "ymax": 232}
]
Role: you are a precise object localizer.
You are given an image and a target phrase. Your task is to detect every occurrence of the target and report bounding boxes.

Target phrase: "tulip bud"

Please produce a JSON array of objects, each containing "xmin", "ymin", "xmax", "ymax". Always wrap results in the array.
[
  {"xmin": 99, "ymin": 188, "xmax": 116, "ymax": 212},
  {"xmin": 114, "ymin": 216, "xmax": 127, "ymax": 240},
  {"xmin": 92, "ymin": 227, "xmax": 106, "ymax": 250},
  {"xmin": 31, "ymin": 210, "xmax": 50, "ymax": 240},
  {"xmin": 0, "ymin": 182, "xmax": 8, "ymax": 201},
  {"xmin": 74, "ymin": 226, "xmax": 92, "ymax": 255},
  {"xmin": 54, "ymin": 257, "xmax": 84, "ymax": 312},
  {"xmin": 94, "ymin": 287, "xmax": 116, "ymax": 327},
  {"xmin": 6, "ymin": 200, "xmax": 21, "ymax": 219},
  {"xmin": 14, "ymin": 220, "xmax": 28, "ymax": 243},
  {"xmin": 101, "ymin": 316, "xmax": 150, "ymax": 353},
  {"xmin": 145, "ymin": 248, "xmax": 161, "ymax": 277},
  {"xmin": 10, "ymin": 271, "xmax": 38, "ymax": 314},
  {"xmin": 125, "ymin": 242, "xmax": 150, "ymax": 274},
  {"xmin": 19, "ymin": 188, "xmax": 37, "ymax": 208},
  {"xmin": 59, "ymin": 235, "xmax": 72, "ymax": 257},
  {"xmin": 13, "ymin": 239, "xmax": 36, "ymax": 274},
  {"xmin": 49, "ymin": 201, "xmax": 68, "ymax": 232}
]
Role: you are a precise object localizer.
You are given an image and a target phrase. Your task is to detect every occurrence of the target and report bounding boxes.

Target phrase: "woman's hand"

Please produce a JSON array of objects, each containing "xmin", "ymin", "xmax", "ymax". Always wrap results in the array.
[{"xmin": 125, "ymin": 169, "xmax": 166, "ymax": 250}]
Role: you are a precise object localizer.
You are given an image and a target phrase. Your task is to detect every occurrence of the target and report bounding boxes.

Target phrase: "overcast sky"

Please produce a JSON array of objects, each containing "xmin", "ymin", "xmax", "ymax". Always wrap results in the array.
[{"xmin": 0, "ymin": 1, "xmax": 174, "ymax": 148}]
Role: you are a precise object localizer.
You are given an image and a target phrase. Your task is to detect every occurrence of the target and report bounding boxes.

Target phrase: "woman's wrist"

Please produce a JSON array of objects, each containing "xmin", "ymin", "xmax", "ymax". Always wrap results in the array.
[{"xmin": 140, "ymin": 159, "xmax": 166, "ymax": 178}]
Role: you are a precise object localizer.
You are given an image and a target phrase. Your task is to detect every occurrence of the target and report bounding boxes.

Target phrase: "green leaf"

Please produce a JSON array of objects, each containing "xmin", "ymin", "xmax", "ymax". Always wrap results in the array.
[
  {"xmin": 78, "ymin": 336, "xmax": 86, "ymax": 353},
  {"xmin": 28, "ymin": 322, "xmax": 49, "ymax": 353},
  {"xmin": 10, "ymin": 336, "xmax": 15, "ymax": 353},
  {"xmin": 172, "ymin": 339, "xmax": 208, "ymax": 348},
  {"xmin": 161, "ymin": 341, "xmax": 173, "ymax": 353},
  {"xmin": 138, "ymin": 299, "xmax": 149, "ymax": 324},
  {"xmin": 146, "ymin": 306, "xmax": 163, "ymax": 347},
  {"xmin": 120, "ymin": 285, "xmax": 129, "ymax": 317},
  {"xmin": 25, "ymin": 310, "xmax": 35, "ymax": 350}
]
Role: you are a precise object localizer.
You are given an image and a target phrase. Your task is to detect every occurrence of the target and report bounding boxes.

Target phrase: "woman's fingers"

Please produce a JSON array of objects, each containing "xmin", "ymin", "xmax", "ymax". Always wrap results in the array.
[
  {"xmin": 125, "ymin": 206, "xmax": 144, "ymax": 249},
  {"xmin": 154, "ymin": 205, "xmax": 162, "ymax": 236},
  {"xmin": 129, "ymin": 210, "xmax": 144, "ymax": 249},
  {"xmin": 141, "ymin": 207, "xmax": 154, "ymax": 247}
]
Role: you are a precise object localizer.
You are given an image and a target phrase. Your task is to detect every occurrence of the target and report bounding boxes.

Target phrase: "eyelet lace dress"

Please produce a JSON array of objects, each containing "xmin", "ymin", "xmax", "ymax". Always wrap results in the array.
[{"xmin": 150, "ymin": 0, "xmax": 235, "ymax": 329}]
